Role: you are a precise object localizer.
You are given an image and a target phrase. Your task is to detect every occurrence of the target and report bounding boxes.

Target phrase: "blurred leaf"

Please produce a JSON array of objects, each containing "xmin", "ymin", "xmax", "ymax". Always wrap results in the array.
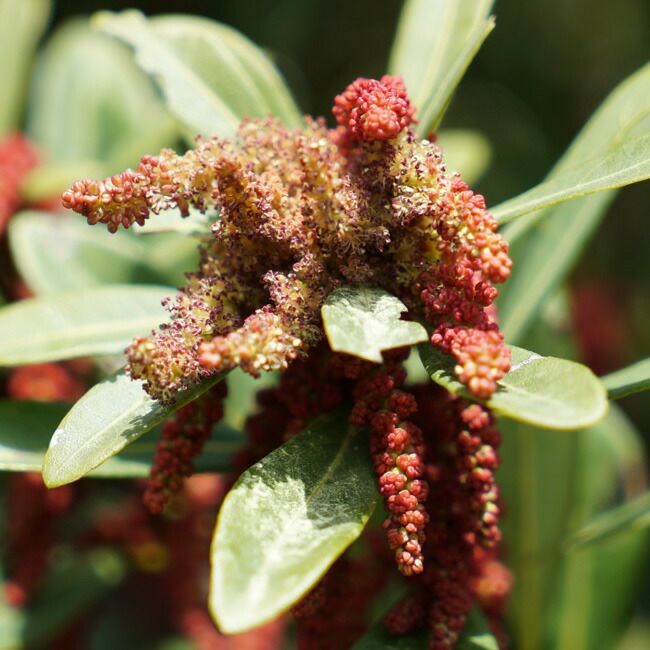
[
  {"xmin": 602, "ymin": 357, "xmax": 650, "ymax": 400},
  {"xmin": 500, "ymin": 403, "xmax": 647, "ymax": 650},
  {"xmin": 322, "ymin": 287, "xmax": 428, "ymax": 363},
  {"xmin": 498, "ymin": 191, "xmax": 615, "ymax": 344},
  {"xmin": 42, "ymin": 371, "xmax": 226, "ymax": 487},
  {"xmin": 210, "ymin": 409, "xmax": 377, "ymax": 634},
  {"xmin": 437, "ymin": 129, "xmax": 492, "ymax": 184},
  {"xmin": 419, "ymin": 344, "xmax": 608, "ymax": 430},
  {"xmin": 501, "ymin": 60, "xmax": 650, "ymax": 243},
  {"xmin": 0, "ymin": 285, "xmax": 172, "ymax": 365},
  {"xmin": 20, "ymin": 160, "xmax": 109, "ymax": 204},
  {"xmin": 458, "ymin": 608, "xmax": 499, "ymax": 649},
  {"xmin": 223, "ymin": 368, "xmax": 278, "ymax": 431},
  {"xmin": 388, "ymin": 0, "xmax": 495, "ymax": 136},
  {"xmin": 0, "ymin": 400, "xmax": 243, "ymax": 477},
  {"xmin": 0, "ymin": 0, "xmax": 51, "ymax": 135},
  {"xmin": 493, "ymin": 132, "xmax": 650, "ymax": 224},
  {"xmin": 567, "ymin": 492, "xmax": 650, "ymax": 550},
  {"xmin": 133, "ymin": 206, "xmax": 214, "ymax": 235},
  {"xmin": 96, "ymin": 11, "xmax": 302, "ymax": 141},
  {"xmin": 26, "ymin": 18, "xmax": 175, "ymax": 170},
  {"xmin": 8, "ymin": 211, "xmax": 174, "ymax": 295},
  {"xmin": 21, "ymin": 549, "xmax": 126, "ymax": 647}
]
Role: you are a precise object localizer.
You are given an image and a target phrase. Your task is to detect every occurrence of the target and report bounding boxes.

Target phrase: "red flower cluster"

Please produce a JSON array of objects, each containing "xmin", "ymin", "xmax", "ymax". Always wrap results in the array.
[
  {"xmin": 414, "ymin": 385, "xmax": 503, "ymax": 649},
  {"xmin": 0, "ymin": 133, "xmax": 38, "ymax": 232},
  {"xmin": 144, "ymin": 383, "xmax": 227, "ymax": 513},
  {"xmin": 333, "ymin": 75, "xmax": 417, "ymax": 141},
  {"xmin": 341, "ymin": 351, "xmax": 428, "ymax": 577},
  {"xmin": 7, "ymin": 363, "xmax": 85, "ymax": 402}
]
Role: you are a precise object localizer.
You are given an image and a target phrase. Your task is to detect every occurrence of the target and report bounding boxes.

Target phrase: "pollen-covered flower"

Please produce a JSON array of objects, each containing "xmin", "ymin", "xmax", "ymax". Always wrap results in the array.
[{"xmin": 62, "ymin": 77, "xmax": 511, "ymax": 405}]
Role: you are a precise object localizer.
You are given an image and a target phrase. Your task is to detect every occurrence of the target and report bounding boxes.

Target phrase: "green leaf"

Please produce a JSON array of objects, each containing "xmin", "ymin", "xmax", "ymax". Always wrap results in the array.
[
  {"xmin": 322, "ymin": 287, "xmax": 428, "ymax": 363},
  {"xmin": 0, "ymin": 400, "xmax": 242, "ymax": 477},
  {"xmin": 419, "ymin": 344, "xmax": 608, "ymax": 430},
  {"xmin": 0, "ymin": 285, "xmax": 173, "ymax": 366},
  {"xmin": 8, "ymin": 211, "xmax": 172, "ymax": 295},
  {"xmin": 500, "ymin": 402, "xmax": 647, "ymax": 650},
  {"xmin": 498, "ymin": 61, "xmax": 650, "ymax": 237},
  {"xmin": 388, "ymin": 0, "xmax": 495, "ymax": 136},
  {"xmin": 437, "ymin": 129, "xmax": 492, "ymax": 185},
  {"xmin": 602, "ymin": 357, "xmax": 650, "ymax": 400},
  {"xmin": 210, "ymin": 409, "xmax": 378, "ymax": 633},
  {"xmin": 458, "ymin": 608, "xmax": 499, "ymax": 650},
  {"xmin": 498, "ymin": 191, "xmax": 615, "ymax": 344},
  {"xmin": 26, "ymin": 18, "xmax": 175, "ymax": 169},
  {"xmin": 493, "ymin": 132, "xmax": 650, "ymax": 224},
  {"xmin": 566, "ymin": 492, "xmax": 650, "ymax": 550},
  {"xmin": 96, "ymin": 11, "xmax": 302, "ymax": 141},
  {"xmin": 42, "ymin": 371, "xmax": 226, "ymax": 487},
  {"xmin": 0, "ymin": 0, "xmax": 51, "ymax": 135}
]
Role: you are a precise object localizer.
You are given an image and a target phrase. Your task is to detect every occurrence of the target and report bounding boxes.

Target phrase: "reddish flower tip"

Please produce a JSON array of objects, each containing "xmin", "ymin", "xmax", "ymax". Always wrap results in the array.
[{"xmin": 333, "ymin": 75, "xmax": 416, "ymax": 142}]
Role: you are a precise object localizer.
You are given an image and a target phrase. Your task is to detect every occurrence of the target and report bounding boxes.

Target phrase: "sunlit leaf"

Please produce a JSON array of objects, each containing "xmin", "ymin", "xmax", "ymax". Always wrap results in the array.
[
  {"xmin": 498, "ymin": 191, "xmax": 615, "ymax": 344},
  {"xmin": 419, "ymin": 344, "xmax": 608, "ymax": 430},
  {"xmin": 493, "ymin": 132, "xmax": 650, "ymax": 224},
  {"xmin": 388, "ymin": 0, "xmax": 495, "ymax": 135},
  {"xmin": 322, "ymin": 287, "xmax": 428, "ymax": 363},
  {"xmin": 0, "ymin": 400, "xmax": 243, "ymax": 477},
  {"xmin": 42, "ymin": 371, "xmax": 226, "ymax": 487},
  {"xmin": 602, "ymin": 357, "xmax": 650, "ymax": 400},
  {"xmin": 0, "ymin": 0, "xmax": 51, "ymax": 135},
  {"xmin": 26, "ymin": 18, "xmax": 175, "ymax": 170},
  {"xmin": 210, "ymin": 409, "xmax": 377, "ymax": 633},
  {"xmin": 498, "ymin": 60, "xmax": 650, "ymax": 237},
  {"xmin": 96, "ymin": 11, "xmax": 302, "ymax": 141}
]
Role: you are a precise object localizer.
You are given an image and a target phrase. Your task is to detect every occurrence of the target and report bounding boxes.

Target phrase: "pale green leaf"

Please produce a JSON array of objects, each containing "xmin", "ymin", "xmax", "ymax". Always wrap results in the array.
[
  {"xmin": 0, "ymin": 285, "xmax": 173, "ymax": 366},
  {"xmin": 419, "ymin": 344, "xmax": 608, "ymax": 430},
  {"xmin": 26, "ymin": 18, "xmax": 175, "ymax": 169},
  {"xmin": 493, "ymin": 132, "xmax": 650, "ymax": 224},
  {"xmin": 133, "ymin": 206, "xmax": 214, "ymax": 235},
  {"xmin": 322, "ymin": 287, "xmax": 428, "ymax": 363},
  {"xmin": 388, "ymin": 0, "xmax": 495, "ymax": 136},
  {"xmin": 0, "ymin": 0, "xmax": 51, "ymax": 135},
  {"xmin": 210, "ymin": 409, "xmax": 378, "ymax": 633},
  {"xmin": 498, "ymin": 60, "xmax": 650, "ymax": 236},
  {"xmin": 8, "ymin": 211, "xmax": 171, "ymax": 295},
  {"xmin": 42, "ymin": 371, "xmax": 226, "ymax": 487},
  {"xmin": 567, "ymin": 492, "xmax": 650, "ymax": 550},
  {"xmin": 0, "ymin": 400, "xmax": 242, "ymax": 477},
  {"xmin": 96, "ymin": 11, "xmax": 302, "ymax": 141},
  {"xmin": 437, "ymin": 129, "xmax": 492, "ymax": 184},
  {"xmin": 602, "ymin": 357, "xmax": 650, "ymax": 400}
]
